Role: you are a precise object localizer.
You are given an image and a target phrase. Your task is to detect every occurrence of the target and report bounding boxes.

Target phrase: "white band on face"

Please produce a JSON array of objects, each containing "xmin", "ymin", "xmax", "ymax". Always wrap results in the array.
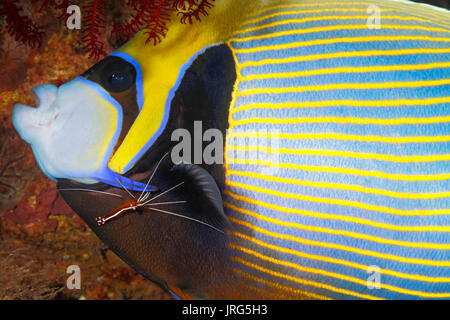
[{"xmin": 12, "ymin": 78, "xmax": 123, "ymax": 185}]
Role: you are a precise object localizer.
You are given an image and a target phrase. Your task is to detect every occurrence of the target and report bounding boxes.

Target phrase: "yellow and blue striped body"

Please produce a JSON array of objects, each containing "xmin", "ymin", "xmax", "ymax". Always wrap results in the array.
[{"xmin": 223, "ymin": 0, "xmax": 450, "ymax": 299}]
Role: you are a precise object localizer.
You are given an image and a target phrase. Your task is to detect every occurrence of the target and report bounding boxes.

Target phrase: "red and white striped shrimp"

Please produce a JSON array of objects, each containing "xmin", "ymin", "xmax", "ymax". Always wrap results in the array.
[{"xmin": 59, "ymin": 153, "xmax": 224, "ymax": 233}]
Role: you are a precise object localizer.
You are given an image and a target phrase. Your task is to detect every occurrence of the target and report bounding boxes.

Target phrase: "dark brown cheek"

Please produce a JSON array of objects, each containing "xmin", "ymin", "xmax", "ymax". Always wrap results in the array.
[
  {"xmin": 108, "ymin": 88, "xmax": 140, "ymax": 154},
  {"xmin": 81, "ymin": 56, "xmax": 141, "ymax": 155}
]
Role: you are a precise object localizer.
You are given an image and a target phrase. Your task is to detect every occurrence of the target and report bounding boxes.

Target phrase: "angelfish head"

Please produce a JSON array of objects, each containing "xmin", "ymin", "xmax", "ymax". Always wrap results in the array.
[
  {"xmin": 12, "ymin": 78, "xmax": 122, "ymax": 184},
  {"xmin": 11, "ymin": 54, "xmax": 156, "ymax": 191}
]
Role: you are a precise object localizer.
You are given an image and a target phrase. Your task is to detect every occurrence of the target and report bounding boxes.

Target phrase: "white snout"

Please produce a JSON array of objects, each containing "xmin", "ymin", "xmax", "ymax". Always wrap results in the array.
[
  {"xmin": 11, "ymin": 78, "xmax": 123, "ymax": 184},
  {"xmin": 33, "ymin": 84, "xmax": 59, "ymax": 126},
  {"xmin": 12, "ymin": 84, "xmax": 59, "ymax": 143}
]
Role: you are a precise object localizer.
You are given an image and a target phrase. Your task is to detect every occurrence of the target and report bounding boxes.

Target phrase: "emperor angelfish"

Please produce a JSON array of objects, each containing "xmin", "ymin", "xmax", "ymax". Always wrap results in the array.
[{"xmin": 11, "ymin": 0, "xmax": 450, "ymax": 299}]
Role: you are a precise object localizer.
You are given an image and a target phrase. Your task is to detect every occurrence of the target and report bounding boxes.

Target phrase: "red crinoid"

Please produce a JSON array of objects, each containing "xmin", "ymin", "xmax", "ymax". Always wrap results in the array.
[
  {"xmin": 112, "ymin": 0, "xmax": 173, "ymax": 46},
  {"xmin": 173, "ymin": 0, "xmax": 215, "ymax": 24},
  {"xmin": 81, "ymin": 0, "xmax": 108, "ymax": 60},
  {"xmin": 143, "ymin": 0, "xmax": 173, "ymax": 45},
  {"xmin": 36, "ymin": 0, "xmax": 71, "ymax": 20},
  {"xmin": 1, "ymin": 0, "xmax": 44, "ymax": 48},
  {"xmin": 0, "ymin": 0, "xmax": 215, "ymax": 61}
]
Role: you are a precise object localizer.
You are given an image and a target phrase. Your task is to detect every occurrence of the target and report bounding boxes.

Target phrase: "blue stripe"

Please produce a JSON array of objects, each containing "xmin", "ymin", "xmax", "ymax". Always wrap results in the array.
[
  {"xmin": 228, "ymin": 234, "xmax": 450, "ymax": 300},
  {"xmin": 229, "ymin": 122, "xmax": 450, "ymax": 139},
  {"xmin": 231, "ymin": 104, "xmax": 450, "ymax": 120},
  {"xmin": 228, "ymin": 149, "xmax": 450, "ymax": 175},
  {"xmin": 241, "ymin": 53, "xmax": 450, "ymax": 77},
  {"xmin": 239, "ymin": 68, "xmax": 450, "ymax": 89},
  {"xmin": 234, "ymin": 86, "xmax": 450, "ymax": 103},
  {"xmin": 228, "ymin": 138, "xmax": 450, "ymax": 157},
  {"xmin": 235, "ymin": 42, "xmax": 450, "ymax": 64},
  {"xmin": 227, "ymin": 162, "xmax": 450, "ymax": 194}
]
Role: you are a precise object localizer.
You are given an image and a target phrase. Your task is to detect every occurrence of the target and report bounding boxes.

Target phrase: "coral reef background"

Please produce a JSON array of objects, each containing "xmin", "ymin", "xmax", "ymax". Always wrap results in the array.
[{"xmin": 0, "ymin": 0, "xmax": 448, "ymax": 300}]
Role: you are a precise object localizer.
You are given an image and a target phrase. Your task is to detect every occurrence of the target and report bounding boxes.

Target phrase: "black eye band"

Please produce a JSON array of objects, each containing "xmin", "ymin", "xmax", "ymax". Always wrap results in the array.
[{"xmin": 100, "ymin": 59, "xmax": 137, "ymax": 93}]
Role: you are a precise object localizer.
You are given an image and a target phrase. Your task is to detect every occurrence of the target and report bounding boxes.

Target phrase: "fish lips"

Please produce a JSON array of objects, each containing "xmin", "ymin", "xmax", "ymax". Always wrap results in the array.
[
  {"xmin": 12, "ymin": 84, "xmax": 60, "ymax": 142},
  {"xmin": 12, "ymin": 78, "xmax": 123, "ymax": 185}
]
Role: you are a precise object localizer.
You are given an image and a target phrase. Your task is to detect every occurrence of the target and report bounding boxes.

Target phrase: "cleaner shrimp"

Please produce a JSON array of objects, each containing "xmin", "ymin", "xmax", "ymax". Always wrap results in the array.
[{"xmin": 58, "ymin": 153, "xmax": 225, "ymax": 234}]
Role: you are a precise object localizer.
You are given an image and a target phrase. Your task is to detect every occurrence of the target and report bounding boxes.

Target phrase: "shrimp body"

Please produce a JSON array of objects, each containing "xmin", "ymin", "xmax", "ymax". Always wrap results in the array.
[{"xmin": 96, "ymin": 199, "xmax": 139, "ymax": 226}]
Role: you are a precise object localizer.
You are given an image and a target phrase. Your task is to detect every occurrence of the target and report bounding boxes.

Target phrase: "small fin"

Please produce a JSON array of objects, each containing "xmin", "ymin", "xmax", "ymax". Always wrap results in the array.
[
  {"xmin": 168, "ymin": 285, "xmax": 199, "ymax": 300},
  {"xmin": 170, "ymin": 163, "xmax": 231, "ymax": 232}
]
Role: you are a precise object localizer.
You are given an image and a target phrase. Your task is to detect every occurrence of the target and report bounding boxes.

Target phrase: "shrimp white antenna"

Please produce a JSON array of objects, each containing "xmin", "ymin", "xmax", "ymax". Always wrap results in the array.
[
  {"xmin": 145, "ymin": 207, "xmax": 224, "ymax": 234},
  {"xmin": 145, "ymin": 200, "xmax": 187, "ymax": 206},
  {"xmin": 140, "ymin": 191, "xmax": 152, "ymax": 203},
  {"xmin": 57, "ymin": 188, "xmax": 125, "ymax": 199},
  {"xmin": 141, "ymin": 181, "xmax": 185, "ymax": 206},
  {"xmin": 138, "ymin": 152, "xmax": 170, "ymax": 202},
  {"xmin": 117, "ymin": 177, "xmax": 137, "ymax": 200}
]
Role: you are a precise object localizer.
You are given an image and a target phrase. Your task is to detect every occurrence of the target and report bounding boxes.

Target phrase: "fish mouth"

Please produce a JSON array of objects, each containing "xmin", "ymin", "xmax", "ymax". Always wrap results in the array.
[
  {"xmin": 12, "ymin": 84, "xmax": 60, "ymax": 133},
  {"xmin": 31, "ymin": 86, "xmax": 60, "ymax": 127}
]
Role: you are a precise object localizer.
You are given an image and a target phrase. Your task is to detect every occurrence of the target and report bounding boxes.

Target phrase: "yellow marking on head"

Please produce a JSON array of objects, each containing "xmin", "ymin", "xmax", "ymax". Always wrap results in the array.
[{"xmin": 108, "ymin": 0, "xmax": 258, "ymax": 174}]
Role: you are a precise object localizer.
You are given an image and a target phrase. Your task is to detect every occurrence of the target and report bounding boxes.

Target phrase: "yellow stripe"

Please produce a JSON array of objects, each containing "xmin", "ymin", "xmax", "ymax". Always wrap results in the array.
[
  {"xmin": 379, "ymin": 0, "xmax": 450, "ymax": 28},
  {"xmin": 229, "ymin": 215, "xmax": 450, "ymax": 266},
  {"xmin": 228, "ymin": 145, "xmax": 450, "ymax": 163},
  {"xmin": 236, "ymin": 15, "xmax": 446, "ymax": 36},
  {"xmin": 241, "ymin": 62, "xmax": 450, "ymax": 81},
  {"xmin": 231, "ymin": 243, "xmax": 450, "ymax": 298},
  {"xmin": 230, "ymin": 115, "xmax": 450, "ymax": 127},
  {"xmin": 226, "ymin": 180, "xmax": 450, "ymax": 216},
  {"xmin": 227, "ymin": 169, "xmax": 450, "ymax": 200},
  {"xmin": 249, "ymin": 0, "xmax": 450, "ymax": 29},
  {"xmin": 397, "ymin": 6, "xmax": 449, "ymax": 24},
  {"xmin": 243, "ymin": 7, "xmax": 392, "ymax": 27},
  {"xmin": 224, "ymin": 41, "xmax": 243, "ymax": 175},
  {"xmin": 234, "ymin": 36, "xmax": 450, "ymax": 54},
  {"xmin": 226, "ymin": 189, "xmax": 450, "ymax": 234},
  {"xmin": 231, "ymin": 97, "xmax": 450, "ymax": 113},
  {"xmin": 244, "ymin": 1, "xmax": 450, "ymax": 32},
  {"xmin": 226, "ymin": 41, "xmax": 243, "ymax": 96},
  {"xmin": 231, "ymin": 24, "xmax": 450, "ymax": 43},
  {"xmin": 240, "ymin": 48, "xmax": 450, "ymax": 68},
  {"xmin": 237, "ymin": 79, "xmax": 450, "ymax": 96},
  {"xmin": 228, "ymin": 131, "xmax": 450, "ymax": 143},
  {"xmin": 232, "ymin": 267, "xmax": 331, "ymax": 299},
  {"xmin": 233, "ymin": 231, "xmax": 450, "ymax": 283},
  {"xmin": 231, "ymin": 255, "xmax": 381, "ymax": 299},
  {"xmin": 225, "ymin": 189, "xmax": 450, "ymax": 232},
  {"xmin": 228, "ymin": 272, "xmax": 279, "ymax": 299},
  {"xmin": 247, "ymin": 2, "xmax": 379, "ymax": 21},
  {"xmin": 225, "ymin": 201, "xmax": 450, "ymax": 249},
  {"xmin": 227, "ymin": 158, "xmax": 450, "ymax": 182}
]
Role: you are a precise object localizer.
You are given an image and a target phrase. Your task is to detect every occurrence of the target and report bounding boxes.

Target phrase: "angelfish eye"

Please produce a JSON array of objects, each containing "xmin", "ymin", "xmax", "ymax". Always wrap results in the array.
[{"xmin": 100, "ymin": 59, "xmax": 137, "ymax": 93}]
